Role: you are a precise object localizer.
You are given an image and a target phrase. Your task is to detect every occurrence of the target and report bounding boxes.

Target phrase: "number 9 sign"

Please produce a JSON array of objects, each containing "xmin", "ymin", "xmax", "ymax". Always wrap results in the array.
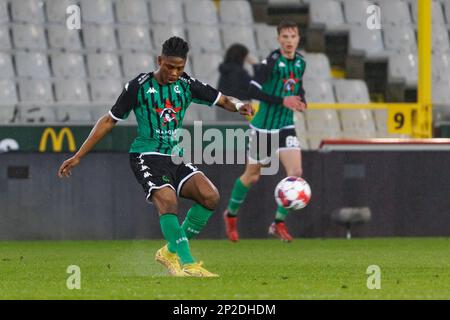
[{"xmin": 387, "ymin": 106, "xmax": 412, "ymax": 135}]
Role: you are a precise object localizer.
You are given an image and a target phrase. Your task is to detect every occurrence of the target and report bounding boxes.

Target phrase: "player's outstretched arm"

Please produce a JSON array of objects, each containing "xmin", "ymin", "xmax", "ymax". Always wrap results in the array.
[
  {"xmin": 57, "ymin": 114, "xmax": 117, "ymax": 178},
  {"xmin": 216, "ymin": 95, "xmax": 255, "ymax": 117}
]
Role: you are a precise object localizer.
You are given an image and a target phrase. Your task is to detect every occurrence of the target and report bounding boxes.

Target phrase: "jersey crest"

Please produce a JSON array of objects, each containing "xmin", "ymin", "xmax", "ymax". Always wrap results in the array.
[
  {"xmin": 283, "ymin": 72, "xmax": 299, "ymax": 92},
  {"xmin": 155, "ymin": 99, "xmax": 182, "ymax": 126}
]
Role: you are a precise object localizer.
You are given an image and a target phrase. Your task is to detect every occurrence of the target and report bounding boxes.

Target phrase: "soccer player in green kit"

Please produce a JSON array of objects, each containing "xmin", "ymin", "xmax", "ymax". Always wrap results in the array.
[
  {"xmin": 58, "ymin": 37, "xmax": 254, "ymax": 277},
  {"xmin": 223, "ymin": 20, "xmax": 307, "ymax": 242}
]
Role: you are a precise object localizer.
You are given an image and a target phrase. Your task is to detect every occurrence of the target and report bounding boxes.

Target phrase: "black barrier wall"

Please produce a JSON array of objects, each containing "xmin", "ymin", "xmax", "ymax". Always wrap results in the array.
[{"xmin": 0, "ymin": 152, "xmax": 449, "ymax": 240}]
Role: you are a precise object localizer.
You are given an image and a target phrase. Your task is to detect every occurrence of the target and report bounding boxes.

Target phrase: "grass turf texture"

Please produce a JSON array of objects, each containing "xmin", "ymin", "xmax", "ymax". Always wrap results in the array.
[{"xmin": 0, "ymin": 238, "xmax": 449, "ymax": 299}]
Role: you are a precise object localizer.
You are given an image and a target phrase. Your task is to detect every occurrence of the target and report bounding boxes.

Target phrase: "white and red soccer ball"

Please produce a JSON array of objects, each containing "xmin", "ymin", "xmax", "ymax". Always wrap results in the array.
[{"xmin": 275, "ymin": 176, "xmax": 311, "ymax": 210}]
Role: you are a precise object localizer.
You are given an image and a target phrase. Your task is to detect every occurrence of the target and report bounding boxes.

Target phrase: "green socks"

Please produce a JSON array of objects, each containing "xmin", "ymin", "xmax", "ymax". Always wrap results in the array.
[
  {"xmin": 159, "ymin": 213, "xmax": 195, "ymax": 265},
  {"xmin": 182, "ymin": 204, "xmax": 213, "ymax": 239},
  {"xmin": 274, "ymin": 205, "xmax": 289, "ymax": 223},
  {"xmin": 227, "ymin": 178, "xmax": 251, "ymax": 216}
]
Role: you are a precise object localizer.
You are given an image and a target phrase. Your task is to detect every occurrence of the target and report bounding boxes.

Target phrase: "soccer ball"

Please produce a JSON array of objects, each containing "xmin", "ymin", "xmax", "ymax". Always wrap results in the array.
[{"xmin": 274, "ymin": 176, "xmax": 311, "ymax": 210}]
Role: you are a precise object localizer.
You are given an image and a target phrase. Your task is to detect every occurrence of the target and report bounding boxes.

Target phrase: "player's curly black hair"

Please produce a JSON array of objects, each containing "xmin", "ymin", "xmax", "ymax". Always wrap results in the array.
[{"xmin": 162, "ymin": 36, "xmax": 189, "ymax": 59}]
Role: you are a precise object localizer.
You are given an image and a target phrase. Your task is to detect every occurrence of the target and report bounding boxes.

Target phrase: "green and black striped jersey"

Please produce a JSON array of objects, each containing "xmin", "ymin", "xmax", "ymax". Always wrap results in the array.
[
  {"xmin": 250, "ymin": 49, "xmax": 306, "ymax": 131},
  {"xmin": 110, "ymin": 72, "xmax": 221, "ymax": 155}
]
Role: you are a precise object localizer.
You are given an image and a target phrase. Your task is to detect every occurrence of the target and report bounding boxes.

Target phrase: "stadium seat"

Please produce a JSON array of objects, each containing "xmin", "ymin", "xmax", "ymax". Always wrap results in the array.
[
  {"xmin": 388, "ymin": 53, "xmax": 418, "ymax": 86},
  {"xmin": 373, "ymin": 109, "xmax": 388, "ymax": 133},
  {"xmin": 184, "ymin": 0, "xmax": 219, "ymax": 25},
  {"xmin": 302, "ymin": 53, "xmax": 331, "ymax": 80},
  {"xmin": 115, "ymin": 0, "xmax": 149, "ymax": 24},
  {"xmin": 432, "ymin": 24, "xmax": 450, "ymax": 52},
  {"xmin": 383, "ymin": 25, "xmax": 417, "ymax": 54},
  {"xmin": 309, "ymin": 0, "xmax": 346, "ymax": 30},
  {"xmin": 293, "ymin": 112, "xmax": 309, "ymax": 150},
  {"xmin": 121, "ymin": 53, "xmax": 155, "ymax": 79},
  {"xmin": 432, "ymin": 52, "xmax": 450, "ymax": 82},
  {"xmin": 56, "ymin": 107, "xmax": 93, "ymax": 123},
  {"xmin": 255, "ymin": 24, "xmax": 278, "ymax": 53},
  {"xmin": 83, "ymin": 25, "xmax": 117, "ymax": 51},
  {"xmin": 152, "ymin": 24, "xmax": 186, "ymax": 49},
  {"xmin": 303, "ymin": 80, "xmax": 335, "ymax": 103},
  {"xmin": 18, "ymin": 79, "xmax": 53, "ymax": 105},
  {"xmin": 51, "ymin": 52, "xmax": 86, "ymax": 79},
  {"xmin": 377, "ymin": 0, "xmax": 412, "ymax": 26},
  {"xmin": 305, "ymin": 109, "xmax": 341, "ymax": 148},
  {"xmin": 80, "ymin": 0, "xmax": 114, "ymax": 24},
  {"xmin": 45, "ymin": 0, "xmax": 74, "ymax": 23},
  {"xmin": 0, "ymin": 26, "xmax": 11, "ymax": 49},
  {"xmin": 190, "ymin": 53, "xmax": 222, "ymax": 87},
  {"xmin": 0, "ymin": 53, "xmax": 15, "ymax": 78},
  {"xmin": 118, "ymin": 25, "xmax": 153, "ymax": 51},
  {"xmin": 219, "ymin": 0, "xmax": 254, "ymax": 25},
  {"xmin": 47, "ymin": 25, "xmax": 83, "ymax": 51},
  {"xmin": 11, "ymin": 0, "xmax": 45, "ymax": 23},
  {"xmin": 12, "ymin": 24, "xmax": 47, "ymax": 50},
  {"xmin": 87, "ymin": 53, "xmax": 121, "ymax": 78},
  {"xmin": 432, "ymin": 80, "xmax": 450, "ymax": 104},
  {"xmin": 90, "ymin": 78, "xmax": 123, "ymax": 104},
  {"xmin": 348, "ymin": 25, "xmax": 384, "ymax": 56},
  {"xmin": 0, "ymin": 106, "xmax": 16, "ymax": 123},
  {"xmin": 183, "ymin": 103, "xmax": 216, "ymax": 122},
  {"xmin": 186, "ymin": 24, "xmax": 222, "ymax": 53},
  {"xmin": 149, "ymin": 0, "xmax": 184, "ymax": 25},
  {"xmin": 268, "ymin": 0, "xmax": 302, "ymax": 5},
  {"xmin": 15, "ymin": 51, "xmax": 51, "ymax": 79},
  {"xmin": 20, "ymin": 106, "xmax": 56, "ymax": 123},
  {"xmin": 0, "ymin": 0, "xmax": 9, "ymax": 24},
  {"xmin": 340, "ymin": 109, "xmax": 377, "ymax": 136},
  {"xmin": 342, "ymin": 0, "xmax": 374, "ymax": 25},
  {"xmin": 222, "ymin": 26, "xmax": 257, "ymax": 52},
  {"xmin": 333, "ymin": 79, "xmax": 370, "ymax": 103},
  {"xmin": 55, "ymin": 79, "xmax": 90, "ymax": 104},
  {"xmin": 0, "ymin": 79, "xmax": 18, "ymax": 107}
]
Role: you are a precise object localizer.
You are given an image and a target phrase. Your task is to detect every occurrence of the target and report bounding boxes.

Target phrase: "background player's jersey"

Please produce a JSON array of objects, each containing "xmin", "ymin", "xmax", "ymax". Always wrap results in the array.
[
  {"xmin": 250, "ymin": 49, "xmax": 306, "ymax": 131},
  {"xmin": 110, "ymin": 72, "xmax": 220, "ymax": 155}
]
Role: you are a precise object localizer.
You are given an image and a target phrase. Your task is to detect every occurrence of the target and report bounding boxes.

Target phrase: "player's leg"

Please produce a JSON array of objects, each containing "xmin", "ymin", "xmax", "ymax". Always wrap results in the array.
[
  {"xmin": 178, "ymin": 172, "xmax": 220, "ymax": 240},
  {"xmin": 173, "ymin": 163, "xmax": 219, "ymax": 277},
  {"xmin": 150, "ymin": 187, "xmax": 196, "ymax": 275},
  {"xmin": 223, "ymin": 163, "xmax": 262, "ymax": 241},
  {"xmin": 269, "ymin": 129, "xmax": 302, "ymax": 242}
]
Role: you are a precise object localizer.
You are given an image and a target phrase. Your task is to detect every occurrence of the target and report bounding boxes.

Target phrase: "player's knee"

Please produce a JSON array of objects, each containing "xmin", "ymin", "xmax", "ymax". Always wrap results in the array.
[
  {"xmin": 200, "ymin": 189, "xmax": 220, "ymax": 210},
  {"xmin": 152, "ymin": 192, "xmax": 178, "ymax": 214}
]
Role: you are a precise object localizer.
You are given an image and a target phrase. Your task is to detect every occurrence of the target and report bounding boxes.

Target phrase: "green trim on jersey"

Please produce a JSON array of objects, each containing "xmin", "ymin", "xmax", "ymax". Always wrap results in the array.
[{"xmin": 250, "ymin": 53, "xmax": 306, "ymax": 130}]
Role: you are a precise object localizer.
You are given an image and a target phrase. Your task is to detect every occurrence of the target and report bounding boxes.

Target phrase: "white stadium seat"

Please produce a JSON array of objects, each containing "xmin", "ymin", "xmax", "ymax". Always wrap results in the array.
[
  {"xmin": 219, "ymin": 0, "xmax": 254, "ymax": 25},
  {"xmin": 47, "ymin": 25, "xmax": 83, "ymax": 51},
  {"xmin": 56, "ymin": 107, "xmax": 93, "ymax": 123},
  {"xmin": 304, "ymin": 79, "xmax": 335, "ymax": 103},
  {"xmin": 87, "ymin": 53, "xmax": 121, "ymax": 78},
  {"xmin": 55, "ymin": 79, "xmax": 90, "ymax": 104},
  {"xmin": 15, "ymin": 51, "xmax": 51, "ymax": 79},
  {"xmin": 309, "ymin": 0, "xmax": 346, "ymax": 30},
  {"xmin": 0, "ymin": 0, "xmax": 9, "ymax": 24},
  {"xmin": 383, "ymin": 25, "xmax": 417, "ymax": 54},
  {"xmin": 51, "ymin": 52, "xmax": 87, "ymax": 79},
  {"xmin": 122, "ymin": 53, "xmax": 155, "ymax": 79},
  {"xmin": 0, "ymin": 79, "xmax": 18, "ymax": 107},
  {"xmin": 18, "ymin": 79, "xmax": 54, "ymax": 105},
  {"xmin": 118, "ymin": 25, "xmax": 153, "ymax": 51},
  {"xmin": 222, "ymin": 26, "xmax": 257, "ymax": 52},
  {"xmin": 378, "ymin": 0, "xmax": 412, "ymax": 26},
  {"xmin": 115, "ymin": 0, "xmax": 149, "ymax": 24},
  {"xmin": 152, "ymin": 24, "xmax": 186, "ymax": 49},
  {"xmin": 184, "ymin": 0, "xmax": 218, "ymax": 25},
  {"xmin": 334, "ymin": 79, "xmax": 370, "ymax": 103},
  {"xmin": 149, "ymin": 0, "xmax": 184, "ymax": 25},
  {"xmin": 0, "ymin": 53, "xmax": 15, "ymax": 78},
  {"xmin": 45, "ymin": 0, "xmax": 74, "ymax": 23},
  {"xmin": 342, "ymin": 0, "xmax": 374, "ymax": 25},
  {"xmin": 388, "ymin": 53, "xmax": 418, "ymax": 86},
  {"xmin": 83, "ymin": 25, "xmax": 117, "ymax": 51},
  {"xmin": 20, "ymin": 106, "xmax": 56, "ymax": 123},
  {"xmin": 90, "ymin": 78, "xmax": 123, "ymax": 104},
  {"xmin": 349, "ymin": 25, "xmax": 384, "ymax": 56},
  {"xmin": 302, "ymin": 53, "xmax": 331, "ymax": 80},
  {"xmin": 80, "ymin": 0, "xmax": 115, "ymax": 24},
  {"xmin": 186, "ymin": 24, "xmax": 222, "ymax": 53},
  {"xmin": 255, "ymin": 24, "xmax": 278, "ymax": 53},
  {"xmin": 11, "ymin": 0, "xmax": 45, "ymax": 23},
  {"xmin": 12, "ymin": 24, "xmax": 47, "ymax": 50}
]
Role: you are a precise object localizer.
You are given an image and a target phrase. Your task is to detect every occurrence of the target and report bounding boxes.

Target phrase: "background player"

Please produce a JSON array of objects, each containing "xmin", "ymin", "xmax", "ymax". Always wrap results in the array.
[
  {"xmin": 223, "ymin": 20, "xmax": 307, "ymax": 243},
  {"xmin": 58, "ymin": 37, "xmax": 254, "ymax": 277}
]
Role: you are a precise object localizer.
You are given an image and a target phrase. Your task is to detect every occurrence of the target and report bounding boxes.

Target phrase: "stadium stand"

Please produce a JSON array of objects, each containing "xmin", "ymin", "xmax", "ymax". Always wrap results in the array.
[{"xmin": 0, "ymin": 0, "xmax": 447, "ymax": 143}]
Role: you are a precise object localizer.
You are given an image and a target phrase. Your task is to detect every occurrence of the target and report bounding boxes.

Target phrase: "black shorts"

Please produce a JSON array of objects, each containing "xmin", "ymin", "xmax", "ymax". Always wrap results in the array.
[
  {"xmin": 247, "ymin": 126, "xmax": 300, "ymax": 164},
  {"xmin": 129, "ymin": 153, "xmax": 203, "ymax": 202}
]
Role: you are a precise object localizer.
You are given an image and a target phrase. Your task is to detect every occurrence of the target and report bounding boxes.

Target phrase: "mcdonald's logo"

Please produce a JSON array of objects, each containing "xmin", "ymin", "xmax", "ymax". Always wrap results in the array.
[{"xmin": 39, "ymin": 127, "xmax": 76, "ymax": 152}]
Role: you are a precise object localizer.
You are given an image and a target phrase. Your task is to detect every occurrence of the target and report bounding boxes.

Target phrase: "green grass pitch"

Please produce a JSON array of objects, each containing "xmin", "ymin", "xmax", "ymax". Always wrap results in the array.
[{"xmin": 0, "ymin": 238, "xmax": 449, "ymax": 299}]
